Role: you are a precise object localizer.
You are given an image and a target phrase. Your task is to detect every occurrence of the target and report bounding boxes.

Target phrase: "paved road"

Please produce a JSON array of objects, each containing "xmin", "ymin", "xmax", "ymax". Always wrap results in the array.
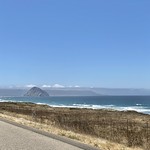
[{"xmin": 0, "ymin": 120, "xmax": 83, "ymax": 150}]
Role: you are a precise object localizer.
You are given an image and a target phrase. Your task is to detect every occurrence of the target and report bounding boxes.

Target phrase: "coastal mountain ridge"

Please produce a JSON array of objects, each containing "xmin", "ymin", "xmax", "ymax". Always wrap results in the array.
[{"xmin": 24, "ymin": 87, "xmax": 49, "ymax": 97}]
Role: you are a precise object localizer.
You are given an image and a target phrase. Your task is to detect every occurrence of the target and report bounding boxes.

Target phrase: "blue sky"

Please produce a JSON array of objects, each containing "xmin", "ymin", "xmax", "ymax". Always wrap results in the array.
[{"xmin": 0, "ymin": 0, "xmax": 150, "ymax": 88}]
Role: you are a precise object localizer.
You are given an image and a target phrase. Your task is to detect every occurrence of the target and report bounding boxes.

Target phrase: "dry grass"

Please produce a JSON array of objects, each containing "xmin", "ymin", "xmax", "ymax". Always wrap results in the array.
[{"xmin": 0, "ymin": 102, "xmax": 149, "ymax": 150}]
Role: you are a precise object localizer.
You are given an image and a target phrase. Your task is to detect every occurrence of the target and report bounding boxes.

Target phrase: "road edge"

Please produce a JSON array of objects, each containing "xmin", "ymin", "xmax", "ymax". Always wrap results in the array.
[{"xmin": 0, "ymin": 117, "xmax": 99, "ymax": 150}]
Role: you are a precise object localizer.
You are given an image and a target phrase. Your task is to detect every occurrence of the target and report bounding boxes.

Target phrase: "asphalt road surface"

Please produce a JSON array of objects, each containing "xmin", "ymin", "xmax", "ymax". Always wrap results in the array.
[{"xmin": 0, "ymin": 120, "xmax": 84, "ymax": 150}]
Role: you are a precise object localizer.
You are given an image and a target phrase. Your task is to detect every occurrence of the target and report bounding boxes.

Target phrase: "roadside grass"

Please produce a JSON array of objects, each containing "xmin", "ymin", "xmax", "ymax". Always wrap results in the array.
[{"xmin": 0, "ymin": 102, "xmax": 149, "ymax": 150}]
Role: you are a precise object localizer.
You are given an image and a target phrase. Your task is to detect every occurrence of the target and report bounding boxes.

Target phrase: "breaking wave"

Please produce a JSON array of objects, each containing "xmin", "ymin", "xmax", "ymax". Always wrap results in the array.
[
  {"xmin": 1, "ymin": 97, "xmax": 150, "ymax": 114},
  {"xmin": 46, "ymin": 104, "xmax": 150, "ymax": 114}
]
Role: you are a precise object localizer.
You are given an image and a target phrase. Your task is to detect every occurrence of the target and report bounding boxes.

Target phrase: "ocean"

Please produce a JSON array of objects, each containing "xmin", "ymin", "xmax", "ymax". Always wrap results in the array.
[{"xmin": 0, "ymin": 96, "xmax": 150, "ymax": 114}]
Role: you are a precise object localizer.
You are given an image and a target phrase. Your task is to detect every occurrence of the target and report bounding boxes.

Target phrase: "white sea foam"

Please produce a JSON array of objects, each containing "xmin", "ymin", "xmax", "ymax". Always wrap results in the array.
[
  {"xmin": 136, "ymin": 104, "xmax": 142, "ymax": 106},
  {"xmin": 48, "ymin": 104, "xmax": 118, "ymax": 110},
  {"xmin": 0, "ymin": 98, "xmax": 27, "ymax": 103},
  {"xmin": 46, "ymin": 104, "xmax": 150, "ymax": 114},
  {"xmin": 110, "ymin": 106, "xmax": 150, "ymax": 114},
  {"xmin": 36, "ymin": 102, "xmax": 48, "ymax": 105},
  {"xmin": 0, "ymin": 98, "xmax": 150, "ymax": 114},
  {"xmin": 0, "ymin": 99, "xmax": 11, "ymax": 102}
]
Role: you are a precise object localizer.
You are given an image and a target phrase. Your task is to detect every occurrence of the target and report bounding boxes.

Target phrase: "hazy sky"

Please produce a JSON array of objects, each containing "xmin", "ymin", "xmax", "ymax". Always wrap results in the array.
[{"xmin": 0, "ymin": 0, "xmax": 150, "ymax": 88}]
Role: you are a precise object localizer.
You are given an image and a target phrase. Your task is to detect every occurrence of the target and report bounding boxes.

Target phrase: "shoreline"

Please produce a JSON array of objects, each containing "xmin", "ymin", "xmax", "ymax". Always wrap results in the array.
[
  {"xmin": 1, "ymin": 95, "xmax": 150, "ymax": 115},
  {"xmin": 0, "ymin": 100, "xmax": 149, "ymax": 115},
  {"xmin": 0, "ymin": 102, "xmax": 149, "ymax": 150}
]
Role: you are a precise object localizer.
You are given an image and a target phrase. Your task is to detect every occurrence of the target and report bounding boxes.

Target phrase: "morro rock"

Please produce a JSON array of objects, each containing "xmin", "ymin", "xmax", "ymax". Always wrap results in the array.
[{"xmin": 24, "ymin": 87, "xmax": 49, "ymax": 97}]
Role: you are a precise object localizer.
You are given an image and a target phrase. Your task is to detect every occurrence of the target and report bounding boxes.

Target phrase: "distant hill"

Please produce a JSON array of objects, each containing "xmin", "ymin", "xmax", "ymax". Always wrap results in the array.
[
  {"xmin": 0, "ymin": 89, "xmax": 25, "ymax": 97},
  {"xmin": 91, "ymin": 88, "xmax": 150, "ymax": 96},
  {"xmin": 24, "ymin": 87, "xmax": 49, "ymax": 97},
  {"xmin": 45, "ymin": 89, "xmax": 98, "ymax": 96}
]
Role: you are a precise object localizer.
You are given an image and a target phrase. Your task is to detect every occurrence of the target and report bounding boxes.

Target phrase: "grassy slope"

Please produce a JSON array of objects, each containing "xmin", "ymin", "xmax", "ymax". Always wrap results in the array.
[{"xmin": 0, "ymin": 102, "xmax": 149, "ymax": 150}]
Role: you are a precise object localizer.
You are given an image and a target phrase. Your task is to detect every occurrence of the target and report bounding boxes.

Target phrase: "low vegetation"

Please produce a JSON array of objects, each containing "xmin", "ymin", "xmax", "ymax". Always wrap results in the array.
[{"xmin": 0, "ymin": 102, "xmax": 150, "ymax": 150}]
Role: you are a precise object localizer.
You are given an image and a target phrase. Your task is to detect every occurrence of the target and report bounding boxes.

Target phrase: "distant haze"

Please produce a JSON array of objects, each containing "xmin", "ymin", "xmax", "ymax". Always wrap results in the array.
[{"xmin": 0, "ymin": 87, "xmax": 150, "ymax": 97}]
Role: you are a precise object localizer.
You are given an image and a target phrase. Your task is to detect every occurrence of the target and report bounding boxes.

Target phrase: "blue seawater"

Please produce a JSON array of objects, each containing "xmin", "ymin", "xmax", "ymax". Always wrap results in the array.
[{"xmin": 0, "ymin": 96, "xmax": 150, "ymax": 114}]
